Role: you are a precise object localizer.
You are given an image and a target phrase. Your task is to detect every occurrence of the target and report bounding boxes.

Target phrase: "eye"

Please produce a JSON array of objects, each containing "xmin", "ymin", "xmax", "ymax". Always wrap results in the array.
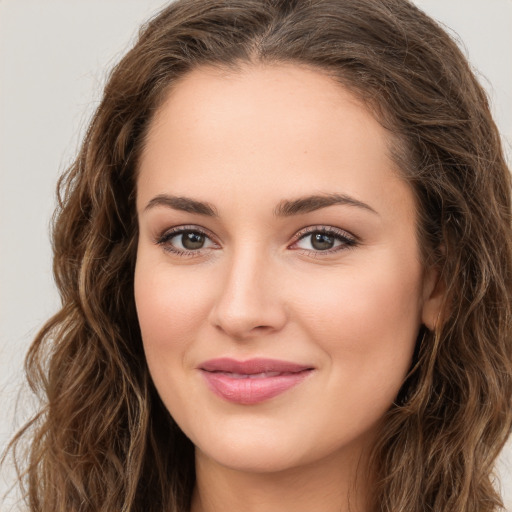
[
  {"xmin": 291, "ymin": 226, "xmax": 358, "ymax": 254},
  {"xmin": 156, "ymin": 226, "xmax": 218, "ymax": 256}
]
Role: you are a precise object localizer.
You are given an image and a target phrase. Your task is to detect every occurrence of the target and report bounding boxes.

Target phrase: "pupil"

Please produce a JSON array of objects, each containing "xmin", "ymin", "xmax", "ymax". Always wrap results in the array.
[
  {"xmin": 182, "ymin": 232, "xmax": 205, "ymax": 250},
  {"xmin": 311, "ymin": 233, "xmax": 334, "ymax": 250}
]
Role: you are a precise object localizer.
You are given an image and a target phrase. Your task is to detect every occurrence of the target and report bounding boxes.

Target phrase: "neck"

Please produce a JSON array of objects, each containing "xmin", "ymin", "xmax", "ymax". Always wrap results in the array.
[{"xmin": 190, "ymin": 446, "xmax": 372, "ymax": 512}]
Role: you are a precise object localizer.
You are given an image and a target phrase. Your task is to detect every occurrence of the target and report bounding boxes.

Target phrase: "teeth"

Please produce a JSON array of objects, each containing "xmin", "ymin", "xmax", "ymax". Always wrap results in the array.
[
  {"xmin": 248, "ymin": 371, "xmax": 282, "ymax": 379},
  {"xmin": 221, "ymin": 371, "xmax": 285, "ymax": 379}
]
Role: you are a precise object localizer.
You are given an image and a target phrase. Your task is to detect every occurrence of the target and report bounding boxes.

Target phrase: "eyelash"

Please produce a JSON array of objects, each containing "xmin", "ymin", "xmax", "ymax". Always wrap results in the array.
[
  {"xmin": 155, "ymin": 225, "xmax": 218, "ymax": 258},
  {"xmin": 155, "ymin": 225, "xmax": 358, "ymax": 258},
  {"xmin": 290, "ymin": 225, "xmax": 358, "ymax": 256}
]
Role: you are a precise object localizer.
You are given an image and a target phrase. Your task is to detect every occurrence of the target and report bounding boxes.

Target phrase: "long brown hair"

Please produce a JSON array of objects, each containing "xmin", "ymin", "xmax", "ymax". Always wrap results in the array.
[{"xmin": 4, "ymin": 0, "xmax": 512, "ymax": 510}]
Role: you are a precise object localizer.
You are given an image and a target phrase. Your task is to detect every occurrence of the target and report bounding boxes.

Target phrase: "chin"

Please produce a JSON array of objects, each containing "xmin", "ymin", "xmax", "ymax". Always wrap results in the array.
[
  {"xmin": 196, "ymin": 438, "xmax": 306, "ymax": 474},
  {"xmin": 191, "ymin": 416, "xmax": 375, "ymax": 476}
]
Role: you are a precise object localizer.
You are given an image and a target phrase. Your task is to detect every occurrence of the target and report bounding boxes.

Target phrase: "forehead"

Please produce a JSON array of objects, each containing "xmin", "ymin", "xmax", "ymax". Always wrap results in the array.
[
  {"xmin": 137, "ymin": 63, "xmax": 414, "ymax": 225},
  {"xmin": 143, "ymin": 63, "xmax": 387, "ymax": 162}
]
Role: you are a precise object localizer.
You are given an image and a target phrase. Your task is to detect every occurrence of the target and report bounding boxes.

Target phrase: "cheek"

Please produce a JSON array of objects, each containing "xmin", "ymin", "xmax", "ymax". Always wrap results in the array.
[
  {"xmin": 300, "ymin": 260, "xmax": 422, "ymax": 328},
  {"xmin": 294, "ymin": 252, "xmax": 424, "ymax": 391},
  {"xmin": 134, "ymin": 258, "xmax": 211, "ymax": 366},
  {"xmin": 134, "ymin": 256, "xmax": 217, "ymax": 428}
]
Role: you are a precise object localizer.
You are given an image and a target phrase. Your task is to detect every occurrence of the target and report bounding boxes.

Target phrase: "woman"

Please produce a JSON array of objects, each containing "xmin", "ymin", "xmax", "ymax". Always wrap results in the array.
[{"xmin": 5, "ymin": 0, "xmax": 512, "ymax": 510}]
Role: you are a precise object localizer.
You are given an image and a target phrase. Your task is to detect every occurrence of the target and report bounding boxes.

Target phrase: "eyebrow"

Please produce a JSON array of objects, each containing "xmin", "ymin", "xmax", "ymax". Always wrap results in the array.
[
  {"xmin": 144, "ymin": 194, "xmax": 218, "ymax": 216},
  {"xmin": 143, "ymin": 192, "xmax": 377, "ymax": 218},
  {"xmin": 274, "ymin": 193, "xmax": 378, "ymax": 217}
]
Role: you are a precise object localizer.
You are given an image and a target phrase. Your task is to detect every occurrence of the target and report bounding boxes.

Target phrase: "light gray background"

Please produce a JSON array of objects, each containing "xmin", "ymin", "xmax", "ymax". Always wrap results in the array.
[{"xmin": 1, "ymin": 0, "xmax": 511, "ymax": 509}]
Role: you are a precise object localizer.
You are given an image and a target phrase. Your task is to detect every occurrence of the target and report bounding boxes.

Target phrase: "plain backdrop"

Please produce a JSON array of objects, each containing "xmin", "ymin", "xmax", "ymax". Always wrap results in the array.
[{"xmin": 1, "ymin": 0, "xmax": 511, "ymax": 509}]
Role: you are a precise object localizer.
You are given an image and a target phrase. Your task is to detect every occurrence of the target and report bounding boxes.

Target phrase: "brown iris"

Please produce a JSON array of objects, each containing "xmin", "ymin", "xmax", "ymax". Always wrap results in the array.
[
  {"xmin": 182, "ymin": 231, "xmax": 205, "ymax": 250},
  {"xmin": 311, "ymin": 232, "xmax": 335, "ymax": 250}
]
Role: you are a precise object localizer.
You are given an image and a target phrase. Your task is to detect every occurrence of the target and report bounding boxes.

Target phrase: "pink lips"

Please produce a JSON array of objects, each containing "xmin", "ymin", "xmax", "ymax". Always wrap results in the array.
[{"xmin": 198, "ymin": 358, "xmax": 314, "ymax": 405}]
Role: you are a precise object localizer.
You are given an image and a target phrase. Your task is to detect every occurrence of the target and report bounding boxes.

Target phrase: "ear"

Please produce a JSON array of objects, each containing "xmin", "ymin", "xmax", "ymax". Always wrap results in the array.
[{"xmin": 421, "ymin": 265, "xmax": 446, "ymax": 331}]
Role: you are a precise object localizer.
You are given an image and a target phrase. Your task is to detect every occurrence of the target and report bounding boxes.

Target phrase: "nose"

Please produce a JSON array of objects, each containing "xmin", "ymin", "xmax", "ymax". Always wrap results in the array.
[{"xmin": 208, "ymin": 249, "xmax": 288, "ymax": 340}]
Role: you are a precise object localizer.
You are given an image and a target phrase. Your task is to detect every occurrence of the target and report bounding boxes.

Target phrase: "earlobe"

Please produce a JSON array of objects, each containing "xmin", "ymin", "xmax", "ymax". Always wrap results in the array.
[{"xmin": 421, "ymin": 266, "xmax": 446, "ymax": 330}]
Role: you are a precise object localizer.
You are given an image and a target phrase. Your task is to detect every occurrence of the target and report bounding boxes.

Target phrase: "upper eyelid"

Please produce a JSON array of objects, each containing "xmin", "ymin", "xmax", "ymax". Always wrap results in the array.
[
  {"xmin": 157, "ymin": 224, "xmax": 217, "ymax": 242},
  {"xmin": 291, "ymin": 225, "xmax": 357, "ymax": 242}
]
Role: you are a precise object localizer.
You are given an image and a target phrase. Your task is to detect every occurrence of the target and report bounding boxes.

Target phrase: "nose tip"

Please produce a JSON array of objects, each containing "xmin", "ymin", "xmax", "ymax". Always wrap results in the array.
[
  {"xmin": 208, "ymin": 258, "xmax": 287, "ymax": 340},
  {"xmin": 212, "ymin": 305, "xmax": 281, "ymax": 339}
]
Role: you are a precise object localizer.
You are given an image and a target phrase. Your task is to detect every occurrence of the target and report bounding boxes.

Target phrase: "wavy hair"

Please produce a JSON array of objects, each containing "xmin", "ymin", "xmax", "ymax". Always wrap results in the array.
[{"xmin": 4, "ymin": 0, "xmax": 512, "ymax": 510}]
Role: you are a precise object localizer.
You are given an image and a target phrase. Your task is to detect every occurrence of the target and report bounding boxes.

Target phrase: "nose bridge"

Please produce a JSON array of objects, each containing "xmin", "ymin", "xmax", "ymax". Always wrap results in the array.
[{"xmin": 210, "ymin": 242, "xmax": 286, "ymax": 338}]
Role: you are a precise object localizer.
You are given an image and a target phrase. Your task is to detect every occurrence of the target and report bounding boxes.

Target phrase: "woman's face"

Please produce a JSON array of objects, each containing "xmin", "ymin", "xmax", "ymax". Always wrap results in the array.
[{"xmin": 135, "ymin": 64, "xmax": 440, "ymax": 473}]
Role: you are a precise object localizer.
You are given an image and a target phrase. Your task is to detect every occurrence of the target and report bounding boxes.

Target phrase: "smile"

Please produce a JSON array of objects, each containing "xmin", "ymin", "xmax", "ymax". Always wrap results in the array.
[{"xmin": 198, "ymin": 358, "xmax": 315, "ymax": 405}]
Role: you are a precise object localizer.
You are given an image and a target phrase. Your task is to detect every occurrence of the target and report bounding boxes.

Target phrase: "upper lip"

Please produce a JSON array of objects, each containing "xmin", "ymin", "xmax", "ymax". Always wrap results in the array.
[{"xmin": 199, "ymin": 358, "xmax": 314, "ymax": 374}]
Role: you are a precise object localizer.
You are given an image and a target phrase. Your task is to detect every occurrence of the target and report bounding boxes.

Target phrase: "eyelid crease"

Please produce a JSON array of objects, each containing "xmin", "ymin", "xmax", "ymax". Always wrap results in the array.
[
  {"xmin": 155, "ymin": 224, "xmax": 217, "ymax": 244},
  {"xmin": 291, "ymin": 225, "xmax": 358, "ymax": 243}
]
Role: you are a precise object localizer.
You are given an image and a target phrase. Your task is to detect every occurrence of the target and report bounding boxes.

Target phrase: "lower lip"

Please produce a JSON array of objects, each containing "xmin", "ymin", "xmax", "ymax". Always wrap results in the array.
[{"xmin": 200, "ymin": 370, "xmax": 313, "ymax": 405}]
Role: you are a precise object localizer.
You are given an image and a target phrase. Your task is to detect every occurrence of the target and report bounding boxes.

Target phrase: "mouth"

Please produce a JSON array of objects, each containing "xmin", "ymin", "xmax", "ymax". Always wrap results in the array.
[{"xmin": 198, "ymin": 358, "xmax": 315, "ymax": 405}]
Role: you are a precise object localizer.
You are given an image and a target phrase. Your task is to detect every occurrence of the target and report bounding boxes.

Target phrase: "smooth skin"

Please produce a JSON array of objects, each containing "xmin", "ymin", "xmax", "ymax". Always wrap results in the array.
[{"xmin": 134, "ymin": 64, "xmax": 443, "ymax": 512}]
